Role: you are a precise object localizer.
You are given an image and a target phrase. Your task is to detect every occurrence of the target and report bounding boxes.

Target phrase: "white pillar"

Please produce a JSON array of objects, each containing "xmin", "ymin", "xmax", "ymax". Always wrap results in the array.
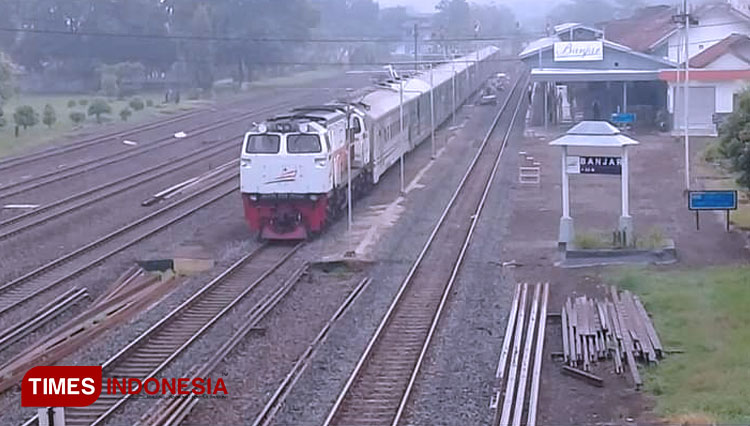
[
  {"xmin": 559, "ymin": 146, "xmax": 574, "ymax": 246},
  {"xmin": 623, "ymin": 82, "xmax": 628, "ymax": 114},
  {"xmin": 619, "ymin": 146, "xmax": 634, "ymax": 239},
  {"xmin": 544, "ymin": 82, "xmax": 548, "ymax": 128},
  {"xmin": 430, "ymin": 65, "xmax": 436, "ymax": 159}
]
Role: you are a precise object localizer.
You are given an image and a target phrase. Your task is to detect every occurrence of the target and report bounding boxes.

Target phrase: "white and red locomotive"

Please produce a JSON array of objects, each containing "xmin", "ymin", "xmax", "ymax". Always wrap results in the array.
[{"xmin": 240, "ymin": 47, "xmax": 501, "ymax": 239}]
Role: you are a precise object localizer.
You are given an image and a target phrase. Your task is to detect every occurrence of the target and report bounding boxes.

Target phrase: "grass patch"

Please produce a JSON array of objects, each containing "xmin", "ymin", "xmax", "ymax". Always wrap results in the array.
[
  {"xmin": 244, "ymin": 68, "xmax": 341, "ymax": 89},
  {"xmin": 573, "ymin": 227, "xmax": 668, "ymax": 249},
  {"xmin": 616, "ymin": 267, "xmax": 750, "ymax": 424},
  {"xmin": 0, "ymin": 93, "xmax": 200, "ymax": 158}
]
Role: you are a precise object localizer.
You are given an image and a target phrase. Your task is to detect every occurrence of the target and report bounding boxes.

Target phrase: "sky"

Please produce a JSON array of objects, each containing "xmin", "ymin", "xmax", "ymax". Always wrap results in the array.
[{"xmin": 377, "ymin": 0, "xmax": 561, "ymax": 14}]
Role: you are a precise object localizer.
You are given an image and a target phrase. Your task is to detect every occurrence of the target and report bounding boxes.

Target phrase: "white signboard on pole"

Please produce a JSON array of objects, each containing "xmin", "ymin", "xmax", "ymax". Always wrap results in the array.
[{"xmin": 554, "ymin": 41, "xmax": 604, "ymax": 62}]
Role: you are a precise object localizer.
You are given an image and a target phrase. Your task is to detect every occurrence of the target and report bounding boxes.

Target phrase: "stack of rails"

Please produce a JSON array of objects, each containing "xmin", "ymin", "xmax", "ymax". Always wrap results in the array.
[
  {"xmin": 490, "ymin": 282, "xmax": 549, "ymax": 426},
  {"xmin": 560, "ymin": 286, "xmax": 663, "ymax": 389}
]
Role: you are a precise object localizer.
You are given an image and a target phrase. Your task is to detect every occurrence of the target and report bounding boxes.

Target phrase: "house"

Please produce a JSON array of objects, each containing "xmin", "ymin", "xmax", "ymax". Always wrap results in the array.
[
  {"xmin": 604, "ymin": 2, "xmax": 750, "ymax": 135},
  {"xmin": 661, "ymin": 33, "xmax": 750, "ymax": 134}
]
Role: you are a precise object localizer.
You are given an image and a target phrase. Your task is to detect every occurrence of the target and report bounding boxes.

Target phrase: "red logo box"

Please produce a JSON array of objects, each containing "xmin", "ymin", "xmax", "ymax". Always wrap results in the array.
[{"xmin": 22, "ymin": 366, "xmax": 102, "ymax": 407}]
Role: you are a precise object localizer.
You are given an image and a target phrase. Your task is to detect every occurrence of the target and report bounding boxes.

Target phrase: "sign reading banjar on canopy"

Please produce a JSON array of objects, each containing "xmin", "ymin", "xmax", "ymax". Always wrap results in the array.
[{"xmin": 554, "ymin": 41, "xmax": 604, "ymax": 62}]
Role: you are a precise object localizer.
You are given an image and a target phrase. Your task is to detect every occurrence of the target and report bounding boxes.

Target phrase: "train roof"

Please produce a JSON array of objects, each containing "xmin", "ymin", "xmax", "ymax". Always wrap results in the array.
[
  {"xmin": 359, "ymin": 46, "xmax": 499, "ymax": 121},
  {"xmin": 269, "ymin": 105, "xmax": 345, "ymax": 125}
]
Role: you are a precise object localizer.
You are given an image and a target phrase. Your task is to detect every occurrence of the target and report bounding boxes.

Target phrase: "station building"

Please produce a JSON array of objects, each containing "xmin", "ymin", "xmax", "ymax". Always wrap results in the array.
[{"xmin": 522, "ymin": 1, "xmax": 750, "ymax": 135}]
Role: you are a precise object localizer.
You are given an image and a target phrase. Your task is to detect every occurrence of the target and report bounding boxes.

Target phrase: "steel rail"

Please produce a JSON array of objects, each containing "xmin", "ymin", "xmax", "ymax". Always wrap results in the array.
[
  {"xmin": 0, "ymin": 287, "xmax": 89, "ymax": 354},
  {"xmin": 0, "ymin": 172, "xmax": 238, "ymax": 316},
  {"xmin": 251, "ymin": 276, "xmax": 373, "ymax": 426},
  {"xmin": 0, "ymin": 92, "xmax": 289, "ymax": 172},
  {"xmin": 393, "ymin": 74, "xmax": 528, "ymax": 426},
  {"xmin": 151, "ymin": 263, "xmax": 315, "ymax": 426},
  {"xmin": 0, "ymin": 101, "xmax": 283, "ymax": 199},
  {"xmin": 0, "ymin": 108, "xmax": 209, "ymax": 172},
  {"xmin": 527, "ymin": 282, "xmax": 549, "ymax": 426},
  {"xmin": 21, "ymin": 243, "xmax": 303, "ymax": 426},
  {"xmin": 0, "ymin": 141, "xmax": 237, "ymax": 240},
  {"xmin": 324, "ymin": 72, "xmax": 528, "ymax": 426}
]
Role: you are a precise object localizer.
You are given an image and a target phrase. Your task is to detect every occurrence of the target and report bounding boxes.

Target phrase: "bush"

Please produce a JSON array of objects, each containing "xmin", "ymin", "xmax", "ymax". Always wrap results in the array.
[
  {"xmin": 87, "ymin": 99, "xmax": 112, "ymax": 124},
  {"xmin": 70, "ymin": 111, "xmax": 86, "ymax": 125},
  {"xmin": 78, "ymin": 99, "xmax": 89, "ymax": 106},
  {"xmin": 186, "ymin": 88, "xmax": 203, "ymax": 100},
  {"xmin": 0, "ymin": 107, "xmax": 5, "ymax": 128},
  {"xmin": 42, "ymin": 104, "xmax": 56, "ymax": 128},
  {"xmin": 67, "ymin": 100, "xmax": 77, "ymax": 108},
  {"xmin": 129, "ymin": 97, "xmax": 145, "ymax": 111},
  {"xmin": 13, "ymin": 105, "xmax": 38, "ymax": 134},
  {"xmin": 146, "ymin": 99, "xmax": 154, "ymax": 107},
  {"xmin": 119, "ymin": 107, "xmax": 132, "ymax": 121}
]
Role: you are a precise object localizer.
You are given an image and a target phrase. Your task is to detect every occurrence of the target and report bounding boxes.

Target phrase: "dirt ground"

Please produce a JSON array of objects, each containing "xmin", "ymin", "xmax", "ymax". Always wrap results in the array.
[{"xmin": 502, "ymin": 125, "xmax": 749, "ymax": 425}]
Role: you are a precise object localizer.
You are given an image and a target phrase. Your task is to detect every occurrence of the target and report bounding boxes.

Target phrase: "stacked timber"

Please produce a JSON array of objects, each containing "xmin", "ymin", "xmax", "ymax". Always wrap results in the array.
[{"xmin": 560, "ymin": 286, "xmax": 663, "ymax": 390}]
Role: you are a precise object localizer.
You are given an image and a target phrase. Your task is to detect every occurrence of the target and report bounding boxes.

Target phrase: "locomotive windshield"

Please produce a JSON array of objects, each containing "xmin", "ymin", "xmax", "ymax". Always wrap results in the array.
[
  {"xmin": 245, "ymin": 134, "xmax": 280, "ymax": 154},
  {"xmin": 287, "ymin": 134, "xmax": 322, "ymax": 153}
]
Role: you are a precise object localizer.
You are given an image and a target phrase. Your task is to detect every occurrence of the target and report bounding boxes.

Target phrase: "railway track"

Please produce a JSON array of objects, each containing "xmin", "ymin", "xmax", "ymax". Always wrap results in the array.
[
  {"xmin": 0, "ymin": 107, "xmax": 210, "ymax": 173},
  {"xmin": 0, "ymin": 169, "xmax": 239, "ymax": 319},
  {"xmin": 0, "ymin": 135, "xmax": 238, "ymax": 241},
  {"xmin": 0, "ymin": 100, "xmax": 289, "ymax": 199},
  {"xmin": 0, "ymin": 91, "xmax": 292, "ymax": 173},
  {"xmin": 324, "ymin": 72, "xmax": 528, "ymax": 426},
  {"xmin": 21, "ymin": 243, "xmax": 304, "ymax": 426}
]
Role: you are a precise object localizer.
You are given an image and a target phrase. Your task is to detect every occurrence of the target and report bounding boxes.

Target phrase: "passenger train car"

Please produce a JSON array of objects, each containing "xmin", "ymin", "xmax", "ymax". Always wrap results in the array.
[{"xmin": 240, "ymin": 47, "xmax": 502, "ymax": 239}]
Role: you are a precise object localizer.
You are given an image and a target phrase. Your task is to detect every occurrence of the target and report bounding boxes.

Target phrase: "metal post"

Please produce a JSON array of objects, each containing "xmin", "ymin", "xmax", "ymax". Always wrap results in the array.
[
  {"xmin": 430, "ymin": 64, "xmax": 436, "ymax": 159},
  {"xmin": 683, "ymin": 0, "xmax": 691, "ymax": 190},
  {"xmin": 451, "ymin": 60, "xmax": 456, "ymax": 127},
  {"xmin": 346, "ymin": 105, "xmax": 353, "ymax": 234},
  {"xmin": 399, "ymin": 81, "xmax": 405, "ymax": 194},
  {"xmin": 413, "ymin": 23, "xmax": 418, "ymax": 73},
  {"xmin": 623, "ymin": 82, "xmax": 627, "ymax": 114},
  {"xmin": 544, "ymin": 81, "xmax": 549, "ymax": 129}
]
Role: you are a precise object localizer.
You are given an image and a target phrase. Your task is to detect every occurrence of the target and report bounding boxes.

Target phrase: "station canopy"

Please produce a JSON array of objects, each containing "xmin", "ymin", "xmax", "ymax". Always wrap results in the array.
[{"xmin": 549, "ymin": 121, "xmax": 640, "ymax": 147}]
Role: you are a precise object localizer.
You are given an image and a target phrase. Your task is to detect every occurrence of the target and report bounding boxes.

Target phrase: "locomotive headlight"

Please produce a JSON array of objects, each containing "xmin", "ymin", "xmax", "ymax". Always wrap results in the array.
[{"xmin": 314, "ymin": 157, "xmax": 327, "ymax": 168}]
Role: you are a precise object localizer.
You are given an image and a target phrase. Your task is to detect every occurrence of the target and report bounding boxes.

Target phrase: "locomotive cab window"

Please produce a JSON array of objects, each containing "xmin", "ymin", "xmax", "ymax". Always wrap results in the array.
[
  {"xmin": 352, "ymin": 117, "xmax": 363, "ymax": 134},
  {"xmin": 245, "ymin": 134, "xmax": 280, "ymax": 154},
  {"xmin": 287, "ymin": 134, "xmax": 322, "ymax": 153}
]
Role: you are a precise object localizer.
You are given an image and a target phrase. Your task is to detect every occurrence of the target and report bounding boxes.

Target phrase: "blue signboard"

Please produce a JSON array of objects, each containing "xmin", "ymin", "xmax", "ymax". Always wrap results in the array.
[
  {"xmin": 688, "ymin": 190, "xmax": 738, "ymax": 210},
  {"xmin": 611, "ymin": 113, "xmax": 636, "ymax": 124}
]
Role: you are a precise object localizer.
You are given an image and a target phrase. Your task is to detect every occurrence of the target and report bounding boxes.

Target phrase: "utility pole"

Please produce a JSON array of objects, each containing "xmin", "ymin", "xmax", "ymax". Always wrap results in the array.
[
  {"xmin": 413, "ymin": 23, "xmax": 418, "ymax": 73},
  {"xmin": 430, "ymin": 64, "xmax": 436, "ymax": 160},
  {"xmin": 346, "ymin": 104, "xmax": 353, "ymax": 235},
  {"xmin": 673, "ymin": 0, "xmax": 697, "ymax": 190},
  {"xmin": 399, "ymin": 80, "xmax": 405, "ymax": 194}
]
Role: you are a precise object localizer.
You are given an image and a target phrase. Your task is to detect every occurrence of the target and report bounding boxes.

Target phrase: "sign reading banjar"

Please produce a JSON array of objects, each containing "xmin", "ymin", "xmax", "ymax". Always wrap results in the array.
[
  {"xmin": 554, "ymin": 41, "xmax": 604, "ymax": 62},
  {"xmin": 567, "ymin": 156, "xmax": 622, "ymax": 175}
]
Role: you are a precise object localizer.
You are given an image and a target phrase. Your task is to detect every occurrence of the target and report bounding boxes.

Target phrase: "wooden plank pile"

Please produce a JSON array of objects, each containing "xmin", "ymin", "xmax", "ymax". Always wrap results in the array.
[{"xmin": 560, "ymin": 286, "xmax": 663, "ymax": 389}]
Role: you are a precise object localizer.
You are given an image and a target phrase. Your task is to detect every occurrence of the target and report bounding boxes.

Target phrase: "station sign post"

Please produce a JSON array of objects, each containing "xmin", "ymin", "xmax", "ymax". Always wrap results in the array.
[{"xmin": 688, "ymin": 190, "xmax": 737, "ymax": 231}]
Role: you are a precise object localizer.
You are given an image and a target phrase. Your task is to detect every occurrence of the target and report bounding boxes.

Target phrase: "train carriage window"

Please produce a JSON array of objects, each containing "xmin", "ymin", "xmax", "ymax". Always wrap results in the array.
[
  {"xmin": 287, "ymin": 134, "xmax": 322, "ymax": 153},
  {"xmin": 245, "ymin": 134, "xmax": 280, "ymax": 154},
  {"xmin": 352, "ymin": 117, "xmax": 362, "ymax": 134}
]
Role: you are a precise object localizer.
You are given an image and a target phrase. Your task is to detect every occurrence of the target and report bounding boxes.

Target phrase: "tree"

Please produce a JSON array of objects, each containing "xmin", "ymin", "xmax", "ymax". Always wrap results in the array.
[
  {"xmin": 42, "ymin": 104, "xmax": 56, "ymax": 128},
  {"xmin": 0, "ymin": 52, "xmax": 14, "ymax": 104},
  {"xmin": 13, "ymin": 105, "xmax": 39, "ymax": 135},
  {"xmin": 101, "ymin": 73, "xmax": 120, "ymax": 98},
  {"xmin": 719, "ymin": 89, "xmax": 750, "ymax": 188},
  {"xmin": 435, "ymin": 0, "xmax": 472, "ymax": 38},
  {"xmin": 0, "ymin": 107, "xmax": 5, "ymax": 128},
  {"xmin": 120, "ymin": 108, "xmax": 132, "ymax": 121},
  {"xmin": 70, "ymin": 111, "xmax": 86, "ymax": 125},
  {"xmin": 547, "ymin": 0, "xmax": 617, "ymax": 26},
  {"xmin": 87, "ymin": 99, "xmax": 112, "ymax": 124},
  {"xmin": 67, "ymin": 100, "xmax": 77, "ymax": 108}
]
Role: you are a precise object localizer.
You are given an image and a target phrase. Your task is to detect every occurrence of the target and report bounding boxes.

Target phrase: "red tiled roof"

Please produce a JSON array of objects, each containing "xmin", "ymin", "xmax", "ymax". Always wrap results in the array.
[
  {"xmin": 689, "ymin": 33, "xmax": 750, "ymax": 68},
  {"xmin": 602, "ymin": 5, "xmax": 678, "ymax": 53}
]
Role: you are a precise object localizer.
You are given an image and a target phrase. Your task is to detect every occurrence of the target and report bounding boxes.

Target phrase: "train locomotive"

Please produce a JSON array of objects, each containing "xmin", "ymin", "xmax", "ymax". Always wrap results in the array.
[{"xmin": 240, "ymin": 47, "xmax": 501, "ymax": 239}]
